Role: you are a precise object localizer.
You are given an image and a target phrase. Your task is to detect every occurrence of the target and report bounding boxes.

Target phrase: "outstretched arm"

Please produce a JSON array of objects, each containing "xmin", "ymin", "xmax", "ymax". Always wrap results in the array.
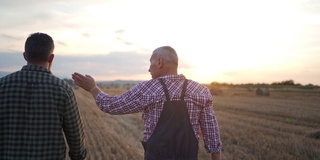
[{"xmin": 72, "ymin": 72, "xmax": 102, "ymax": 99}]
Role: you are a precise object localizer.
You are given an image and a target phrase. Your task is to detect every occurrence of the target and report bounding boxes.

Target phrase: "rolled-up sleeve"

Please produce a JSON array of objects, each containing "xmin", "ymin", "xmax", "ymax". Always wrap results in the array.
[{"xmin": 200, "ymin": 98, "xmax": 222, "ymax": 153}]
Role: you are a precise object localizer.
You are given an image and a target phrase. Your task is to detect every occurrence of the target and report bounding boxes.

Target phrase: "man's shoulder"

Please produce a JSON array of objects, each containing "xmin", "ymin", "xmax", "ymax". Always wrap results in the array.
[
  {"xmin": 43, "ymin": 75, "xmax": 76, "ymax": 97},
  {"xmin": 186, "ymin": 79, "xmax": 211, "ymax": 95},
  {"xmin": 187, "ymin": 79, "xmax": 207, "ymax": 89},
  {"xmin": 49, "ymin": 75, "xmax": 73, "ymax": 90},
  {"xmin": 135, "ymin": 79, "xmax": 159, "ymax": 89},
  {"xmin": 0, "ymin": 70, "xmax": 22, "ymax": 83}
]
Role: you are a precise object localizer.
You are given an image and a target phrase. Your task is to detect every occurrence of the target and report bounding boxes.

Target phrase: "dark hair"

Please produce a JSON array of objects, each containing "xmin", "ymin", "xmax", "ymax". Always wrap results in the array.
[{"xmin": 24, "ymin": 32, "xmax": 55, "ymax": 63}]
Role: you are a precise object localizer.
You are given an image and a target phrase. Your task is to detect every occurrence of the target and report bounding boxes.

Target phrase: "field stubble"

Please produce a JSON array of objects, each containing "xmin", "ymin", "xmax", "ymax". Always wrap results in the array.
[{"xmin": 73, "ymin": 87, "xmax": 320, "ymax": 160}]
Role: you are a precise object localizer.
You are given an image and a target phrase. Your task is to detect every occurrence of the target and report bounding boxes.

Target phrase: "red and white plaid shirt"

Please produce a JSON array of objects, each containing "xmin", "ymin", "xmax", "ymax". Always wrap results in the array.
[{"xmin": 95, "ymin": 74, "xmax": 222, "ymax": 153}]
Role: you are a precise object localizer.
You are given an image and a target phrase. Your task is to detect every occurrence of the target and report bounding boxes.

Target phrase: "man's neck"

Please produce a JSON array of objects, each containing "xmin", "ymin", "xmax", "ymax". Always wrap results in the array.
[{"xmin": 27, "ymin": 62, "xmax": 50, "ymax": 70}]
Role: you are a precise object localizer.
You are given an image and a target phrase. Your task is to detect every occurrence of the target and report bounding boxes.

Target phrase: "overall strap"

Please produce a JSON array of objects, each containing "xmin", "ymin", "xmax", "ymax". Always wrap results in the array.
[
  {"xmin": 159, "ymin": 79, "xmax": 170, "ymax": 101},
  {"xmin": 158, "ymin": 78, "xmax": 188, "ymax": 101},
  {"xmin": 181, "ymin": 79, "xmax": 188, "ymax": 101}
]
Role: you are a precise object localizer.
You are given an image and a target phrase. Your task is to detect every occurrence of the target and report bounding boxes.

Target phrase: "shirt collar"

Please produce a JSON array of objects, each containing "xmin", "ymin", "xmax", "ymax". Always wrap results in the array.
[
  {"xmin": 21, "ymin": 65, "xmax": 51, "ymax": 74},
  {"xmin": 157, "ymin": 74, "xmax": 186, "ymax": 80}
]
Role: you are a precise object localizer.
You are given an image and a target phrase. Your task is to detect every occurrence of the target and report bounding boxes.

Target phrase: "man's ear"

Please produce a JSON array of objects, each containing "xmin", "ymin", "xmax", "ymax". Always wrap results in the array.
[
  {"xmin": 158, "ymin": 58, "xmax": 164, "ymax": 69},
  {"xmin": 23, "ymin": 52, "xmax": 27, "ymax": 61},
  {"xmin": 48, "ymin": 54, "xmax": 54, "ymax": 63}
]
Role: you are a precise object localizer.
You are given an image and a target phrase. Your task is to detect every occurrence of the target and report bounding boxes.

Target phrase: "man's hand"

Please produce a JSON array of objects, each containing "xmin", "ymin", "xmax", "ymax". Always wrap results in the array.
[
  {"xmin": 72, "ymin": 72, "xmax": 96, "ymax": 92},
  {"xmin": 72, "ymin": 72, "xmax": 103, "ymax": 99}
]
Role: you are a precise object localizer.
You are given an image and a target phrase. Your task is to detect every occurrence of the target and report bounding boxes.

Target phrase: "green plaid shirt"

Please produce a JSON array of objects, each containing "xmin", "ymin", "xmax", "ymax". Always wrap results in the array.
[{"xmin": 0, "ymin": 65, "xmax": 86, "ymax": 160}]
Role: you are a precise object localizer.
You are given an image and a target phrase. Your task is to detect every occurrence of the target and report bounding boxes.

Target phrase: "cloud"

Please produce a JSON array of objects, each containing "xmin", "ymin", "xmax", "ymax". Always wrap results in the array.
[
  {"xmin": 115, "ymin": 30, "xmax": 126, "ymax": 34},
  {"xmin": 0, "ymin": 34, "xmax": 21, "ymax": 40},
  {"xmin": 123, "ymin": 41, "xmax": 133, "ymax": 45},
  {"xmin": 114, "ymin": 29, "xmax": 134, "ymax": 46},
  {"xmin": 0, "ymin": 51, "xmax": 194, "ymax": 81},
  {"xmin": 116, "ymin": 37, "xmax": 134, "ymax": 46},
  {"xmin": 299, "ymin": 0, "xmax": 320, "ymax": 15},
  {"xmin": 81, "ymin": 33, "xmax": 91, "ymax": 38},
  {"xmin": 0, "ymin": 0, "xmax": 95, "ymax": 30},
  {"xmin": 55, "ymin": 51, "xmax": 150, "ymax": 75},
  {"xmin": 0, "ymin": 0, "xmax": 43, "ymax": 8},
  {"xmin": 56, "ymin": 41, "xmax": 68, "ymax": 46},
  {"xmin": 0, "ymin": 52, "xmax": 25, "ymax": 71},
  {"xmin": 0, "ymin": 51, "xmax": 151, "ymax": 80}
]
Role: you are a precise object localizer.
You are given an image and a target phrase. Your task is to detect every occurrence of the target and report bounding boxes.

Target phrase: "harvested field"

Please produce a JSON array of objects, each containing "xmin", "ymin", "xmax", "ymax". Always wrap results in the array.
[{"xmin": 72, "ymin": 86, "xmax": 320, "ymax": 160}]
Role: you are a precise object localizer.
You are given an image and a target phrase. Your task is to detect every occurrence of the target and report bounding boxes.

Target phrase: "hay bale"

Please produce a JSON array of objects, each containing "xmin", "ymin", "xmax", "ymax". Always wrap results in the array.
[
  {"xmin": 210, "ymin": 88, "xmax": 223, "ymax": 96},
  {"xmin": 256, "ymin": 87, "xmax": 270, "ymax": 96},
  {"xmin": 307, "ymin": 130, "xmax": 320, "ymax": 140}
]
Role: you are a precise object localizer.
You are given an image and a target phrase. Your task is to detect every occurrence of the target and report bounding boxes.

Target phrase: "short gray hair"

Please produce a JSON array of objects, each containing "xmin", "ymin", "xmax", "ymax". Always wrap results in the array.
[{"xmin": 152, "ymin": 46, "xmax": 178, "ymax": 65}]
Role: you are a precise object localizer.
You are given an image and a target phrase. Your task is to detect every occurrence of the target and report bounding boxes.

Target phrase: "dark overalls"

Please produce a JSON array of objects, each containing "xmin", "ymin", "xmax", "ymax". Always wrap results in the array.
[{"xmin": 142, "ymin": 79, "xmax": 199, "ymax": 160}]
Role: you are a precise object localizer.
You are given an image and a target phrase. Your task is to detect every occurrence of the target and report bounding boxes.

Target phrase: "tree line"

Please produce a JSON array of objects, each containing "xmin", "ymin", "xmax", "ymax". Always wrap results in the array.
[
  {"xmin": 209, "ymin": 79, "xmax": 319, "ymax": 89},
  {"xmin": 63, "ymin": 78, "xmax": 319, "ymax": 89}
]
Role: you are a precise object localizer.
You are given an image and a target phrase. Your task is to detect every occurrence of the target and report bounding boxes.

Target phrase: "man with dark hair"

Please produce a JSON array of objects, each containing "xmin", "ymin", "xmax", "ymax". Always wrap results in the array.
[
  {"xmin": 0, "ymin": 32, "xmax": 87, "ymax": 160},
  {"xmin": 72, "ymin": 46, "xmax": 222, "ymax": 160},
  {"xmin": 24, "ymin": 32, "xmax": 55, "ymax": 63}
]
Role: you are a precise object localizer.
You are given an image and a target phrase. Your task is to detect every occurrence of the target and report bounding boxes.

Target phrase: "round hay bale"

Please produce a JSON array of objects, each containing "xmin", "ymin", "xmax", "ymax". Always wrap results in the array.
[
  {"xmin": 256, "ymin": 87, "xmax": 270, "ymax": 96},
  {"xmin": 210, "ymin": 88, "xmax": 223, "ymax": 96},
  {"xmin": 306, "ymin": 130, "xmax": 320, "ymax": 140}
]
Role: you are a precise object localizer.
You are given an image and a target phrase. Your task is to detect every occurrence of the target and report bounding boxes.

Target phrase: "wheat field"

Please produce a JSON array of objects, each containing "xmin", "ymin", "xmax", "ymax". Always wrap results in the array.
[{"xmin": 72, "ymin": 86, "xmax": 320, "ymax": 160}]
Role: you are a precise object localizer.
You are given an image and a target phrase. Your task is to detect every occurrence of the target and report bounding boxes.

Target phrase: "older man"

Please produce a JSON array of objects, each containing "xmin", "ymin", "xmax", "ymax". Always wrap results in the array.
[{"xmin": 72, "ymin": 46, "xmax": 221, "ymax": 160}]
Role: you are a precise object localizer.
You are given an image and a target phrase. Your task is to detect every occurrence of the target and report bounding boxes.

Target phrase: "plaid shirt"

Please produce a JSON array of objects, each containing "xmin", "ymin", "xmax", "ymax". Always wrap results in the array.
[
  {"xmin": 96, "ymin": 74, "xmax": 222, "ymax": 153},
  {"xmin": 0, "ymin": 65, "xmax": 86, "ymax": 160}
]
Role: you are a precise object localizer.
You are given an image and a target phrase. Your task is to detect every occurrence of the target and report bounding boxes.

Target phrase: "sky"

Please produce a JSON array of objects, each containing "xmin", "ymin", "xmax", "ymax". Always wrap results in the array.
[{"xmin": 0, "ymin": 0, "xmax": 320, "ymax": 85}]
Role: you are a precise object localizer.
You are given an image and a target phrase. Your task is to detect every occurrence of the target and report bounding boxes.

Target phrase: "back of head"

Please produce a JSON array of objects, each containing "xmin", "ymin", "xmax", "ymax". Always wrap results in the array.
[
  {"xmin": 24, "ymin": 32, "xmax": 55, "ymax": 63},
  {"xmin": 152, "ymin": 46, "xmax": 178, "ymax": 66}
]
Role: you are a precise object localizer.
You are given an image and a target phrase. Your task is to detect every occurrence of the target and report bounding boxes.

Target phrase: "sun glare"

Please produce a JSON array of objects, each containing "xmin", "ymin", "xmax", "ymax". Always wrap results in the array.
[{"xmin": 175, "ymin": 0, "xmax": 304, "ymax": 84}]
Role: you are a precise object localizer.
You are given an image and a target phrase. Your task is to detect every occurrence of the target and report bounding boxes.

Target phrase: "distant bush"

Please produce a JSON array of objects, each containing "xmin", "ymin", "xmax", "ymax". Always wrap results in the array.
[
  {"xmin": 209, "ymin": 80, "xmax": 319, "ymax": 88},
  {"xmin": 271, "ymin": 80, "xmax": 295, "ymax": 85},
  {"xmin": 63, "ymin": 78, "xmax": 74, "ymax": 86},
  {"xmin": 298, "ymin": 84, "xmax": 318, "ymax": 89}
]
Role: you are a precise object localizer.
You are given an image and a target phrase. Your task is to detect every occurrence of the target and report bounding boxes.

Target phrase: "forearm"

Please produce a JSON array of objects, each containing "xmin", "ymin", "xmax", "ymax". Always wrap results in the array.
[
  {"xmin": 65, "ymin": 117, "xmax": 86, "ymax": 160},
  {"xmin": 90, "ymin": 86, "xmax": 103, "ymax": 99},
  {"xmin": 64, "ymin": 99, "xmax": 87, "ymax": 159},
  {"xmin": 201, "ymin": 106, "xmax": 222, "ymax": 155},
  {"xmin": 95, "ymin": 86, "xmax": 144, "ymax": 115}
]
